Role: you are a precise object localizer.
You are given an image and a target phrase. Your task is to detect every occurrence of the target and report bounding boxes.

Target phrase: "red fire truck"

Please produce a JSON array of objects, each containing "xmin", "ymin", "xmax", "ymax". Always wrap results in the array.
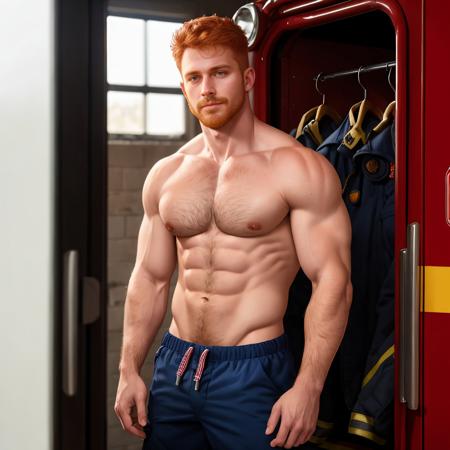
[{"xmin": 232, "ymin": 1, "xmax": 450, "ymax": 449}]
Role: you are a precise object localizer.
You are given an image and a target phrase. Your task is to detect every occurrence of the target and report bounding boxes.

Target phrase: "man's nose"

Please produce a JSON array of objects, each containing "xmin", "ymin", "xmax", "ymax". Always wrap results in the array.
[{"xmin": 200, "ymin": 75, "xmax": 215, "ymax": 97}]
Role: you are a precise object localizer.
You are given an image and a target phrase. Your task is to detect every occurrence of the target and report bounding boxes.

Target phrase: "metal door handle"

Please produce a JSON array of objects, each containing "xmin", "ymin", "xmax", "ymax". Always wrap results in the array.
[
  {"xmin": 400, "ymin": 222, "xmax": 420, "ymax": 410},
  {"xmin": 399, "ymin": 248, "xmax": 407, "ymax": 404},
  {"xmin": 63, "ymin": 250, "xmax": 79, "ymax": 396}
]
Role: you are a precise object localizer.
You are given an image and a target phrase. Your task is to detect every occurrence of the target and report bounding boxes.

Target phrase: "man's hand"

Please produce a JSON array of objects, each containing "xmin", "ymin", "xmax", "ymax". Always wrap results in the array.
[
  {"xmin": 114, "ymin": 373, "xmax": 148, "ymax": 440},
  {"xmin": 265, "ymin": 383, "xmax": 320, "ymax": 448}
]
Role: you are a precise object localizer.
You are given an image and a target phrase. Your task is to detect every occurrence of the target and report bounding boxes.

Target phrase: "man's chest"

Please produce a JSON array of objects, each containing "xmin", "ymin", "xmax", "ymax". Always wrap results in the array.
[{"xmin": 158, "ymin": 155, "xmax": 290, "ymax": 238}]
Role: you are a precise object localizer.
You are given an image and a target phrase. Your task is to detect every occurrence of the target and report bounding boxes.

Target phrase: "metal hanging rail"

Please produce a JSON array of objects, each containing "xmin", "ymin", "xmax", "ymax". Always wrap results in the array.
[{"xmin": 315, "ymin": 60, "xmax": 396, "ymax": 82}]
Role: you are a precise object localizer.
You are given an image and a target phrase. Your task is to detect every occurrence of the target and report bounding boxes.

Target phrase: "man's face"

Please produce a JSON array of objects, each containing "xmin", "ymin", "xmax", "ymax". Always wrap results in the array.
[{"xmin": 180, "ymin": 46, "xmax": 249, "ymax": 129}]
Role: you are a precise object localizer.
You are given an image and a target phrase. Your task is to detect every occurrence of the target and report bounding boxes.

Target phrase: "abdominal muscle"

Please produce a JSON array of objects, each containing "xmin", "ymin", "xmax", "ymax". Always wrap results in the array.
[{"xmin": 168, "ymin": 215, "xmax": 301, "ymax": 346}]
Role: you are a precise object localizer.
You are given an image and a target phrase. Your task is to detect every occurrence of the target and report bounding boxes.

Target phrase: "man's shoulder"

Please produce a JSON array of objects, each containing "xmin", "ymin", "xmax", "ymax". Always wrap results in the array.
[
  {"xmin": 256, "ymin": 121, "xmax": 318, "ymax": 162},
  {"xmin": 256, "ymin": 121, "xmax": 297, "ymax": 149},
  {"xmin": 177, "ymin": 132, "xmax": 204, "ymax": 156},
  {"xmin": 147, "ymin": 133, "xmax": 203, "ymax": 180},
  {"xmin": 261, "ymin": 126, "xmax": 340, "ymax": 209},
  {"xmin": 268, "ymin": 139, "xmax": 329, "ymax": 180}
]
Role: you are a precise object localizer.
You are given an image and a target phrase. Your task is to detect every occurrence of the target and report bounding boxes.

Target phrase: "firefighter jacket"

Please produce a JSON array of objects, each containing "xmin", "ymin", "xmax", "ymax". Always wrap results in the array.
[{"xmin": 284, "ymin": 111, "xmax": 395, "ymax": 447}]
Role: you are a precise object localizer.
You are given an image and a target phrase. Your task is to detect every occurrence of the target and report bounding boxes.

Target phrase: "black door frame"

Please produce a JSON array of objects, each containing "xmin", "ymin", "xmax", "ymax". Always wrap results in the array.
[{"xmin": 55, "ymin": 0, "xmax": 107, "ymax": 449}]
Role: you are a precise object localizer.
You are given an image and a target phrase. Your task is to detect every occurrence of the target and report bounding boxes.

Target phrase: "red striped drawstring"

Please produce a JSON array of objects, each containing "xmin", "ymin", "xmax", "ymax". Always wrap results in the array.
[
  {"xmin": 193, "ymin": 349, "xmax": 209, "ymax": 391},
  {"xmin": 175, "ymin": 346, "xmax": 194, "ymax": 386}
]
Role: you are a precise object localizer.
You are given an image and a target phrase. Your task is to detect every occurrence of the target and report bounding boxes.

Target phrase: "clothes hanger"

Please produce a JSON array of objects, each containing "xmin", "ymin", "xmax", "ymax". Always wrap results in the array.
[
  {"xmin": 295, "ymin": 105, "xmax": 319, "ymax": 141},
  {"xmin": 371, "ymin": 64, "xmax": 396, "ymax": 135},
  {"xmin": 342, "ymin": 66, "xmax": 383, "ymax": 151},
  {"xmin": 295, "ymin": 72, "xmax": 341, "ymax": 144},
  {"xmin": 308, "ymin": 73, "xmax": 342, "ymax": 142}
]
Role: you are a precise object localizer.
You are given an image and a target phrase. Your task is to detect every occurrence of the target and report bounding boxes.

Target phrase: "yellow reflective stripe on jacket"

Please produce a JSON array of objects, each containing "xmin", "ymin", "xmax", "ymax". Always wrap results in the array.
[
  {"xmin": 362, "ymin": 345, "xmax": 394, "ymax": 386},
  {"xmin": 348, "ymin": 426, "xmax": 386, "ymax": 445},
  {"xmin": 350, "ymin": 412, "xmax": 374, "ymax": 425}
]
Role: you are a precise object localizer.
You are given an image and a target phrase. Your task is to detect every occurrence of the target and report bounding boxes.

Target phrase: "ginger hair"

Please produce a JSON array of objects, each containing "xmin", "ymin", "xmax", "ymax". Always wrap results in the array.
[{"xmin": 171, "ymin": 15, "xmax": 249, "ymax": 73}]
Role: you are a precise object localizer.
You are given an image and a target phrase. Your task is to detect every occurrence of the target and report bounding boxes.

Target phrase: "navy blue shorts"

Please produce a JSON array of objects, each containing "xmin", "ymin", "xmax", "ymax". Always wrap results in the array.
[{"xmin": 142, "ymin": 331, "xmax": 298, "ymax": 450}]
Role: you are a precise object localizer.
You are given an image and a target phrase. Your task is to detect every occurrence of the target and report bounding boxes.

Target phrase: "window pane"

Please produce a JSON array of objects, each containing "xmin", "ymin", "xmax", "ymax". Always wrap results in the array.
[
  {"xmin": 107, "ymin": 16, "xmax": 145, "ymax": 86},
  {"xmin": 147, "ymin": 20, "xmax": 182, "ymax": 88},
  {"xmin": 146, "ymin": 93, "xmax": 186, "ymax": 136},
  {"xmin": 108, "ymin": 91, "xmax": 144, "ymax": 134}
]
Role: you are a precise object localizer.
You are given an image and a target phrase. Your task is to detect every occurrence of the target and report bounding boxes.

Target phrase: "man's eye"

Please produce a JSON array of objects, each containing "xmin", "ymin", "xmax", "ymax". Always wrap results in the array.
[
  {"xmin": 216, "ymin": 71, "xmax": 227, "ymax": 77},
  {"xmin": 189, "ymin": 76, "xmax": 199, "ymax": 82}
]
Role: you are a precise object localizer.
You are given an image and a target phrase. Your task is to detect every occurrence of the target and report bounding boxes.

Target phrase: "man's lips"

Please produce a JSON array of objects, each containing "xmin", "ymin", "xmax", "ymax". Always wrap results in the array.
[{"xmin": 200, "ymin": 102, "xmax": 224, "ymax": 109}]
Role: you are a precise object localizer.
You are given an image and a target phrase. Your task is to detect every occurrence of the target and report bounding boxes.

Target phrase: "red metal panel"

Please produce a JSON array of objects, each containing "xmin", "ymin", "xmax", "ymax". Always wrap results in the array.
[
  {"xmin": 395, "ymin": 1, "xmax": 425, "ymax": 448},
  {"xmin": 423, "ymin": 313, "xmax": 450, "ymax": 448},
  {"xmin": 423, "ymin": 0, "xmax": 450, "ymax": 448},
  {"xmin": 250, "ymin": 0, "xmax": 425, "ymax": 448},
  {"xmin": 423, "ymin": 1, "xmax": 450, "ymax": 265},
  {"xmin": 270, "ymin": 36, "xmax": 395, "ymax": 132},
  {"xmin": 258, "ymin": 0, "xmax": 345, "ymax": 16},
  {"xmin": 446, "ymin": 169, "xmax": 450, "ymax": 226}
]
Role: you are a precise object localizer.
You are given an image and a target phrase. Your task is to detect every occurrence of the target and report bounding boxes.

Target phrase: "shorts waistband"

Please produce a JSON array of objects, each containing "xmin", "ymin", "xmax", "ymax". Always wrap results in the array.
[{"xmin": 161, "ymin": 331, "xmax": 289, "ymax": 361}]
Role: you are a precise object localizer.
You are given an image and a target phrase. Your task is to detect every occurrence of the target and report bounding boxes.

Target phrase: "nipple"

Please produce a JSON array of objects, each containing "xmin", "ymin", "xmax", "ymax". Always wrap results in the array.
[
  {"xmin": 165, "ymin": 222, "xmax": 174, "ymax": 232},
  {"xmin": 247, "ymin": 222, "xmax": 262, "ymax": 231}
]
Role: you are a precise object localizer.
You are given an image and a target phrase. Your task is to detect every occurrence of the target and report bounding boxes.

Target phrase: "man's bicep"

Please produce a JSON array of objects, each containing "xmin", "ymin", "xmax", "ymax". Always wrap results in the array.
[
  {"xmin": 132, "ymin": 160, "xmax": 177, "ymax": 284},
  {"xmin": 290, "ymin": 202, "xmax": 351, "ymax": 287},
  {"xmin": 282, "ymin": 149, "xmax": 352, "ymax": 285},
  {"xmin": 133, "ymin": 211, "xmax": 177, "ymax": 284}
]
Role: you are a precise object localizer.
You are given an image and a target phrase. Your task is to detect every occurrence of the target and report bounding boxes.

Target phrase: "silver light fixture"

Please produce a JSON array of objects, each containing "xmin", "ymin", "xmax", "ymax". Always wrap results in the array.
[{"xmin": 232, "ymin": 3, "xmax": 260, "ymax": 48}]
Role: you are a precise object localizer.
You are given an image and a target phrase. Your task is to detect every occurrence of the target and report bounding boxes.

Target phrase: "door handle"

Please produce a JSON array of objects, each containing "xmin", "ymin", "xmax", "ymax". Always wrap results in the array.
[
  {"xmin": 399, "ymin": 222, "xmax": 420, "ymax": 410},
  {"xmin": 399, "ymin": 248, "xmax": 407, "ymax": 404},
  {"xmin": 62, "ymin": 250, "xmax": 79, "ymax": 396}
]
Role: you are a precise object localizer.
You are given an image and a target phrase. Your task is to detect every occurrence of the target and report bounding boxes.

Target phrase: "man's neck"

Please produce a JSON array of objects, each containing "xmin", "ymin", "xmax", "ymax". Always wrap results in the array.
[{"xmin": 200, "ymin": 100, "xmax": 256, "ymax": 164}]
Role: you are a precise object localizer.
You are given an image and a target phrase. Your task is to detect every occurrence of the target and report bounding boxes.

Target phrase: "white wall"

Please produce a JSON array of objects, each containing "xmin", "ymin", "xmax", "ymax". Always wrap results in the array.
[{"xmin": 0, "ymin": 1, "xmax": 55, "ymax": 450}]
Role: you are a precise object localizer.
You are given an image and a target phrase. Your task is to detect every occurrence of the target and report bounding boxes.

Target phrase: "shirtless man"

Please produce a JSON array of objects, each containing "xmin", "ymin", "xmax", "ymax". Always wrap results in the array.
[{"xmin": 114, "ymin": 15, "xmax": 352, "ymax": 450}]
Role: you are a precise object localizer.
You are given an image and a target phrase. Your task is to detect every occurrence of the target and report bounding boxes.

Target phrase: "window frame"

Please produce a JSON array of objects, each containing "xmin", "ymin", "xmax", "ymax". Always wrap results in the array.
[{"xmin": 106, "ymin": 11, "xmax": 194, "ymax": 142}]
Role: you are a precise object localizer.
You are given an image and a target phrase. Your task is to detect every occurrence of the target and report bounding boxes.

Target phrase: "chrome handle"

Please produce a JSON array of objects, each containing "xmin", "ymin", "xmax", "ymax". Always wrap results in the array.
[
  {"xmin": 405, "ymin": 222, "xmax": 420, "ymax": 410},
  {"xmin": 399, "ymin": 248, "xmax": 407, "ymax": 403},
  {"xmin": 62, "ymin": 250, "xmax": 79, "ymax": 396}
]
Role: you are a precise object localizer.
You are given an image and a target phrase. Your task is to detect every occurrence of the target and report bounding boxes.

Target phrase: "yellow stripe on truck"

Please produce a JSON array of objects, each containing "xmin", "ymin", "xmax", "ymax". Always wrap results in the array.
[{"xmin": 424, "ymin": 266, "xmax": 450, "ymax": 313}]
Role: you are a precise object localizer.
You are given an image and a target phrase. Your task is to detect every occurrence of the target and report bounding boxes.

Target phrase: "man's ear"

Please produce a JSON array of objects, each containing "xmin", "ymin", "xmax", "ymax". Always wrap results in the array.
[
  {"xmin": 180, "ymin": 80, "xmax": 186, "ymax": 97},
  {"xmin": 243, "ymin": 67, "xmax": 255, "ymax": 92}
]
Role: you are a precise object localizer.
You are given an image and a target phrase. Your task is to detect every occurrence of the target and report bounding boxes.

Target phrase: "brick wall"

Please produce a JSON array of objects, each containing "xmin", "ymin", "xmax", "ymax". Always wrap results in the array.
[{"xmin": 107, "ymin": 141, "xmax": 182, "ymax": 450}]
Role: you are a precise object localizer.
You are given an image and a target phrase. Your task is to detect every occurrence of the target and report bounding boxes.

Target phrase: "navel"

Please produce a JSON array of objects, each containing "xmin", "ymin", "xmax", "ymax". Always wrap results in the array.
[
  {"xmin": 247, "ymin": 222, "xmax": 262, "ymax": 231},
  {"xmin": 200, "ymin": 296, "xmax": 209, "ymax": 302}
]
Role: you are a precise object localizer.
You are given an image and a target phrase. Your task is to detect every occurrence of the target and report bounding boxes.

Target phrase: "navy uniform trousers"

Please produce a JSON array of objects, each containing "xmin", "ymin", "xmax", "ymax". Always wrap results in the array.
[{"xmin": 142, "ymin": 331, "xmax": 305, "ymax": 450}]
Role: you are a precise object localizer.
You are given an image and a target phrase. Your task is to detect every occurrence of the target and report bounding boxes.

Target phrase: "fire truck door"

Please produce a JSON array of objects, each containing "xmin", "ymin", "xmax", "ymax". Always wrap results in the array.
[{"xmin": 421, "ymin": 1, "xmax": 450, "ymax": 448}]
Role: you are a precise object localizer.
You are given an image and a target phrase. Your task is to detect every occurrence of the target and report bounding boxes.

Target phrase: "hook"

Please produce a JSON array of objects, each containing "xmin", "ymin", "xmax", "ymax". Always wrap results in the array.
[
  {"xmin": 386, "ymin": 63, "xmax": 396, "ymax": 93},
  {"xmin": 315, "ymin": 72, "xmax": 326, "ymax": 104},
  {"xmin": 357, "ymin": 66, "xmax": 367, "ymax": 100}
]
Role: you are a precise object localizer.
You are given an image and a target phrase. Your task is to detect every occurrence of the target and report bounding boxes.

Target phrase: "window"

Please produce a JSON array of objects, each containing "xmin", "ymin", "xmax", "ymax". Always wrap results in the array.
[{"xmin": 107, "ymin": 15, "xmax": 187, "ymax": 139}]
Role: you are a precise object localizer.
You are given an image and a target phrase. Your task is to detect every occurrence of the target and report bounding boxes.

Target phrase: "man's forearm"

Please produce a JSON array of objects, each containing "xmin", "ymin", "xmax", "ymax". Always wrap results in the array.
[
  {"xmin": 293, "ymin": 274, "xmax": 352, "ymax": 393},
  {"xmin": 119, "ymin": 269, "xmax": 170, "ymax": 376}
]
